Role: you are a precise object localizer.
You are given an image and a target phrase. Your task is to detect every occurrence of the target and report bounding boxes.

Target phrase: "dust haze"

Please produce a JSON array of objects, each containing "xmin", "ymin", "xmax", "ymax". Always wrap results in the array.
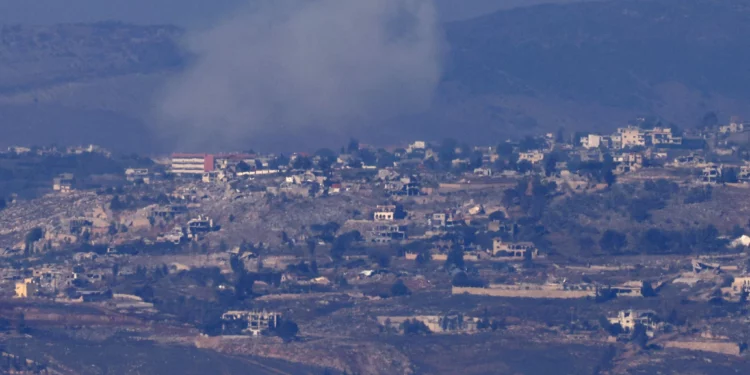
[{"xmin": 157, "ymin": 0, "xmax": 443, "ymax": 151}]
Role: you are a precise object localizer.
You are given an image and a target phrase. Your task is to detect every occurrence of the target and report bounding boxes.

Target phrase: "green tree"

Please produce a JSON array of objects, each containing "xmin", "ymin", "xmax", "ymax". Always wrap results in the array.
[
  {"xmin": 722, "ymin": 167, "xmax": 739, "ymax": 183},
  {"xmin": 444, "ymin": 246, "xmax": 465, "ymax": 269},
  {"xmin": 391, "ymin": 279, "xmax": 411, "ymax": 297},
  {"xmin": 377, "ymin": 151, "xmax": 398, "ymax": 168},
  {"xmin": 519, "ymin": 136, "xmax": 543, "ymax": 152},
  {"xmin": 496, "ymin": 143, "xmax": 514, "ymax": 159},
  {"xmin": 315, "ymin": 148, "xmax": 337, "ymax": 170},
  {"xmin": 701, "ymin": 111, "xmax": 719, "ymax": 129},
  {"xmin": 640, "ymin": 281, "xmax": 657, "ymax": 297},
  {"xmin": 292, "ymin": 156, "xmax": 312, "ymax": 170},
  {"xmin": 631, "ymin": 323, "xmax": 649, "ymax": 349},
  {"xmin": 274, "ymin": 319, "xmax": 299, "ymax": 342},
  {"xmin": 236, "ymin": 161, "xmax": 252, "ymax": 172},
  {"xmin": 543, "ymin": 153, "xmax": 558, "ymax": 177},
  {"xmin": 488, "ymin": 210, "xmax": 506, "ymax": 221},
  {"xmin": 599, "ymin": 230, "xmax": 627, "ymax": 253},
  {"xmin": 402, "ymin": 319, "xmax": 431, "ymax": 335},
  {"xmin": 516, "ymin": 160, "xmax": 533, "ymax": 174},
  {"xmin": 230, "ymin": 256, "xmax": 245, "ymax": 274},
  {"xmin": 415, "ymin": 252, "xmax": 432, "ymax": 266},
  {"xmin": 347, "ymin": 138, "xmax": 359, "ymax": 154}
]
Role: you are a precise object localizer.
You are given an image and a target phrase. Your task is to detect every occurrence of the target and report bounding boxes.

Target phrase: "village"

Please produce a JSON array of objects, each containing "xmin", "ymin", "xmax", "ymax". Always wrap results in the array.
[{"xmin": 2, "ymin": 116, "xmax": 750, "ymax": 374}]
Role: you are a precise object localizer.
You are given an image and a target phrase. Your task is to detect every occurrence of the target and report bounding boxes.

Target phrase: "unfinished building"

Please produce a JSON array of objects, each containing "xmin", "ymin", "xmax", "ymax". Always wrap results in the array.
[
  {"xmin": 368, "ymin": 224, "xmax": 407, "ymax": 244},
  {"xmin": 491, "ymin": 239, "xmax": 538, "ymax": 259},
  {"xmin": 221, "ymin": 310, "xmax": 281, "ymax": 336},
  {"xmin": 608, "ymin": 309, "xmax": 659, "ymax": 337},
  {"xmin": 187, "ymin": 215, "xmax": 214, "ymax": 239},
  {"xmin": 377, "ymin": 314, "xmax": 480, "ymax": 334}
]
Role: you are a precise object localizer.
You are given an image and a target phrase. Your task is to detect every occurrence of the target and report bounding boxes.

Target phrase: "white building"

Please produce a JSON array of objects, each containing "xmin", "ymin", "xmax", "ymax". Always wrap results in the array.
[
  {"xmin": 125, "ymin": 168, "xmax": 150, "ymax": 182},
  {"xmin": 649, "ymin": 127, "xmax": 682, "ymax": 145},
  {"xmin": 608, "ymin": 309, "xmax": 658, "ymax": 337},
  {"xmin": 518, "ymin": 150, "xmax": 545, "ymax": 164},
  {"xmin": 580, "ymin": 134, "xmax": 603, "ymax": 149},
  {"xmin": 407, "ymin": 141, "xmax": 426, "ymax": 153},
  {"xmin": 374, "ymin": 205, "xmax": 397, "ymax": 222}
]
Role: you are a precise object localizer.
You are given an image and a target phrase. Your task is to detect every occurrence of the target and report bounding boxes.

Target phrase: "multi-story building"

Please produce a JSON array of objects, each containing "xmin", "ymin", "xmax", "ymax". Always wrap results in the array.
[
  {"xmin": 368, "ymin": 224, "xmax": 407, "ymax": 244},
  {"xmin": 429, "ymin": 212, "xmax": 447, "ymax": 229},
  {"xmin": 221, "ymin": 310, "xmax": 281, "ymax": 336},
  {"xmin": 214, "ymin": 153, "xmax": 256, "ymax": 170},
  {"xmin": 52, "ymin": 173, "xmax": 75, "ymax": 191},
  {"xmin": 618, "ymin": 127, "xmax": 646, "ymax": 148},
  {"xmin": 649, "ymin": 127, "xmax": 682, "ymax": 145},
  {"xmin": 617, "ymin": 126, "xmax": 681, "ymax": 148},
  {"xmin": 374, "ymin": 205, "xmax": 397, "ymax": 222},
  {"xmin": 701, "ymin": 164, "xmax": 723, "ymax": 184},
  {"xmin": 608, "ymin": 309, "xmax": 658, "ymax": 337},
  {"xmin": 125, "ymin": 168, "xmax": 150, "ymax": 183},
  {"xmin": 170, "ymin": 154, "xmax": 215, "ymax": 175},
  {"xmin": 187, "ymin": 215, "xmax": 214, "ymax": 239},
  {"xmin": 491, "ymin": 239, "xmax": 538, "ymax": 259},
  {"xmin": 15, "ymin": 278, "xmax": 38, "ymax": 298},
  {"xmin": 407, "ymin": 141, "xmax": 426, "ymax": 153},
  {"xmin": 615, "ymin": 152, "xmax": 644, "ymax": 174},
  {"xmin": 580, "ymin": 134, "xmax": 603, "ymax": 149}
]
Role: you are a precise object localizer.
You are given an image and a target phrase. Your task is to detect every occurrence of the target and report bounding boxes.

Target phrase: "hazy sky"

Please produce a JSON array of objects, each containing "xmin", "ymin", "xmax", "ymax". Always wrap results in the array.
[{"xmin": 0, "ymin": 0, "xmax": 598, "ymax": 27}]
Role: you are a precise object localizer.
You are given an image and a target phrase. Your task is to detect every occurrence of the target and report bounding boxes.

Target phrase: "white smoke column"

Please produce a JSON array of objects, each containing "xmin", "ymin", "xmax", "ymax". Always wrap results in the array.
[{"xmin": 158, "ymin": 0, "xmax": 442, "ymax": 149}]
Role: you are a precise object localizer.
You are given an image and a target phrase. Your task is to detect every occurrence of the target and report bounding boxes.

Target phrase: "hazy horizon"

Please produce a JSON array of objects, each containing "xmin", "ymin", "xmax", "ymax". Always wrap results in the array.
[{"xmin": 0, "ymin": 0, "xmax": 601, "ymax": 27}]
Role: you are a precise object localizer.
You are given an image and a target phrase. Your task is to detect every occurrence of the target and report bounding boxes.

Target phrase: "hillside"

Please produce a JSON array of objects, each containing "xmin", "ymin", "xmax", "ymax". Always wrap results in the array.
[
  {"xmin": 2, "ymin": 1, "xmax": 750, "ymax": 151},
  {"xmin": 432, "ymin": 0, "xmax": 750, "ymax": 137},
  {"xmin": 0, "ymin": 22, "xmax": 183, "ymax": 152},
  {"xmin": 0, "ymin": 22, "xmax": 183, "ymax": 92}
]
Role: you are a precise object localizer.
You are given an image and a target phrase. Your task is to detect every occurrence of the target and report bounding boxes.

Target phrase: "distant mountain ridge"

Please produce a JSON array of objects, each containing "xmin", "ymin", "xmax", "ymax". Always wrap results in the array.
[
  {"xmin": 444, "ymin": 0, "xmax": 750, "ymax": 107},
  {"xmin": 0, "ymin": 22, "xmax": 184, "ymax": 93},
  {"xmin": 1, "ymin": 1, "xmax": 750, "ymax": 151},
  {"xmin": 386, "ymin": 0, "xmax": 750, "ymax": 143}
]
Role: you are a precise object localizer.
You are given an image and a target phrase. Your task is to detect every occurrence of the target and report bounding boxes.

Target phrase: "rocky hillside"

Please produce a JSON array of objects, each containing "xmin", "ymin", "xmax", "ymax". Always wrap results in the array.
[{"xmin": 0, "ymin": 22, "xmax": 183, "ymax": 92}]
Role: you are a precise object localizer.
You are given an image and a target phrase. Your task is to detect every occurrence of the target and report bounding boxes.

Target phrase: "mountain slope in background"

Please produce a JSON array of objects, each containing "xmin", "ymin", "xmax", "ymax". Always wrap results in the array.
[
  {"xmin": 0, "ymin": 22, "xmax": 183, "ymax": 92},
  {"xmin": 445, "ymin": 0, "xmax": 750, "ymax": 108},
  {"xmin": 0, "ymin": 22, "xmax": 183, "ymax": 152},
  {"xmin": 413, "ymin": 0, "xmax": 750, "ymax": 142},
  {"xmin": 1, "ymin": 0, "xmax": 750, "ymax": 151}
]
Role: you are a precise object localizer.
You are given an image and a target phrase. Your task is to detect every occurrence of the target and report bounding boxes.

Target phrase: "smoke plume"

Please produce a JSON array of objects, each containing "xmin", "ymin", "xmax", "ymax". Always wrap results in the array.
[{"xmin": 158, "ymin": 0, "xmax": 443, "ymax": 150}]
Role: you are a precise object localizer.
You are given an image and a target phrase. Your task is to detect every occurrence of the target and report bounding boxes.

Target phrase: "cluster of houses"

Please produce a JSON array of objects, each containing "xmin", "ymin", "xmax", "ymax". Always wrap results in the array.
[{"xmin": 5, "ymin": 115, "xmax": 750, "ymax": 350}]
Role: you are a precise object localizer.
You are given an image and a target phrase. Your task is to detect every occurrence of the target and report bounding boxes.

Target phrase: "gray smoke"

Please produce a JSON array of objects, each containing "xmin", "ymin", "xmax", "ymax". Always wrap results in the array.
[{"xmin": 158, "ymin": 0, "xmax": 443, "ymax": 150}]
